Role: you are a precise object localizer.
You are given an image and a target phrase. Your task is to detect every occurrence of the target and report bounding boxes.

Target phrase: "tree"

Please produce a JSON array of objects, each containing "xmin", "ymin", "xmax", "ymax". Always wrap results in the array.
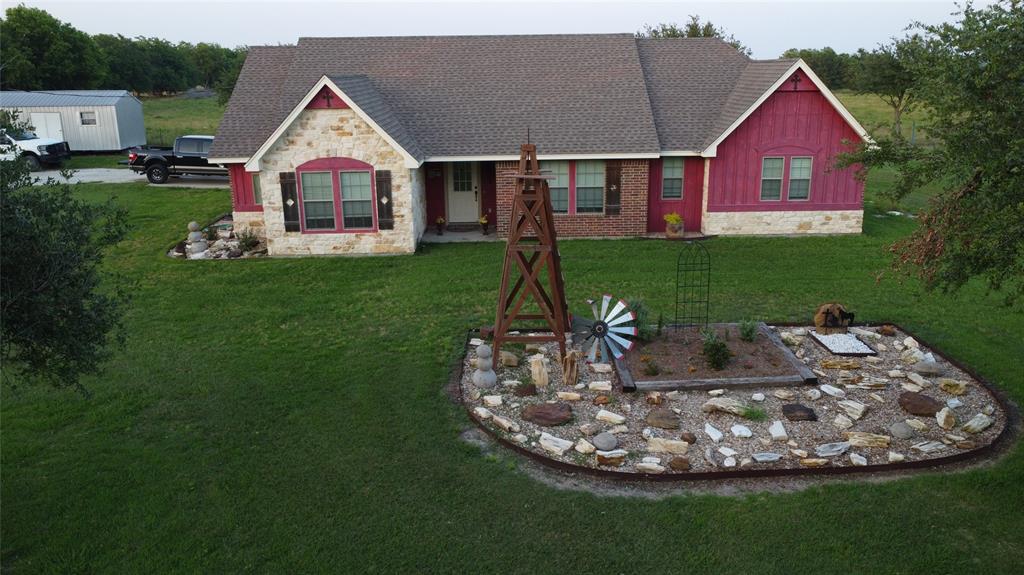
[
  {"xmin": 837, "ymin": 0, "xmax": 1024, "ymax": 306},
  {"xmin": 0, "ymin": 111, "xmax": 132, "ymax": 391},
  {"xmin": 781, "ymin": 47, "xmax": 854, "ymax": 89},
  {"xmin": 215, "ymin": 48, "xmax": 248, "ymax": 104},
  {"xmin": 850, "ymin": 36, "xmax": 924, "ymax": 137},
  {"xmin": 637, "ymin": 15, "xmax": 752, "ymax": 56},
  {"xmin": 0, "ymin": 5, "xmax": 104, "ymax": 90}
]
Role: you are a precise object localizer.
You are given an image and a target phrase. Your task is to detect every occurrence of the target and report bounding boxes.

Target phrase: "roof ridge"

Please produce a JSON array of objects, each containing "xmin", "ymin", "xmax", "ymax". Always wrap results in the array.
[{"xmin": 297, "ymin": 32, "xmax": 637, "ymax": 41}]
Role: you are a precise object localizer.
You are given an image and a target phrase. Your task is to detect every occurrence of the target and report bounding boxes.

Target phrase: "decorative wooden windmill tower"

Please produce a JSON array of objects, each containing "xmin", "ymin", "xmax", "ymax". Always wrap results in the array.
[{"xmin": 491, "ymin": 143, "xmax": 570, "ymax": 357}]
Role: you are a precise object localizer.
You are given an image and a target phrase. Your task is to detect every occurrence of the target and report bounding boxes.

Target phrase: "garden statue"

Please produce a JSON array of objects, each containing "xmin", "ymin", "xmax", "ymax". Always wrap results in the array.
[
  {"xmin": 814, "ymin": 302, "xmax": 855, "ymax": 334},
  {"xmin": 187, "ymin": 221, "xmax": 208, "ymax": 254},
  {"xmin": 472, "ymin": 343, "xmax": 497, "ymax": 388}
]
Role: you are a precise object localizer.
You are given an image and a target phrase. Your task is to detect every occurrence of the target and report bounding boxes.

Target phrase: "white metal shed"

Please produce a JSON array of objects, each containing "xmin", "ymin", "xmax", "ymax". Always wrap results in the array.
[{"xmin": 0, "ymin": 90, "xmax": 146, "ymax": 152}]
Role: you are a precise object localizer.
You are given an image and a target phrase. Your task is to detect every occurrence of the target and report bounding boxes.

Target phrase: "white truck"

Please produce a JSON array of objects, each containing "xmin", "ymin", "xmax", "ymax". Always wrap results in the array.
[{"xmin": 0, "ymin": 128, "xmax": 71, "ymax": 170}]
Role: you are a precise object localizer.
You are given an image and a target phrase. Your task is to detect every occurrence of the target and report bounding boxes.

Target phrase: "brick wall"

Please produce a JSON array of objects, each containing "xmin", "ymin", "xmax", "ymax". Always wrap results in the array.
[{"xmin": 495, "ymin": 160, "xmax": 649, "ymax": 238}]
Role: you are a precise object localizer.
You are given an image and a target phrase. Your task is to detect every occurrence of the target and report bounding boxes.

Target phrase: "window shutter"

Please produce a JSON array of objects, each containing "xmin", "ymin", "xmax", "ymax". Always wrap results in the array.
[
  {"xmin": 279, "ymin": 172, "xmax": 300, "ymax": 232},
  {"xmin": 375, "ymin": 170, "xmax": 394, "ymax": 230},
  {"xmin": 604, "ymin": 160, "xmax": 622, "ymax": 216}
]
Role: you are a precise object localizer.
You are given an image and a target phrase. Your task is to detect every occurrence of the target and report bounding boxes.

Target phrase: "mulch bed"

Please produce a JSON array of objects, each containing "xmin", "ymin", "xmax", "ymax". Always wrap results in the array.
[{"xmin": 624, "ymin": 325, "xmax": 796, "ymax": 381}]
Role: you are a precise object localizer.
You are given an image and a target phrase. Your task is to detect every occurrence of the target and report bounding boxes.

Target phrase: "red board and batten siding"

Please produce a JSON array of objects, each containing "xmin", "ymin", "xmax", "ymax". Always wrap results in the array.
[
  {"xmin": 646, "ymin": 158, "xmax": 704, "ymax": 233},
  {"xmin": 229, "ymin": 164, "xmax": 262, "ymax": 212},
  {"xmin": 707, "ymin": 69, "xmax": 864, "ymax": 212}
]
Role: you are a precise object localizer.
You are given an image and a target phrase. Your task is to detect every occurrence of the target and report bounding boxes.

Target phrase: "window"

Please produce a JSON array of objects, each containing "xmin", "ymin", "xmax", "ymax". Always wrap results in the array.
[
  {"xmin": 760, "ymin": 157, "xmax": 784, "ymax": 201},
  {"xmin": 251, "ymin": 173, "xmax": 262, "ymax": 205},
  {"xmin": 300, "ymin": 171, "xmax": 335, "ymax": 230},
  {"xmin": 178, "ymin": 139, "xmax": 201, "ymax": 154},
  {"xmin": 541, "ymin": 160, "xmax": 569, "ymax": 213},
  {"xmin": 662, "ymin": 157, "xmax": 683, "ymax": 199},
  {"xmin": 452, "ymin": 163, "xmax": 473, "ymax": 192},
  {"xmin": 340, "ymin": 171, "xmax": 373, "ymax": 228},
  {"xmin": 80, "ymin": 111, "xmax": 97, "ymax": 126},
  {"xmin": 575, "ymin": 160, "xmax": 605, "ymax": 213},
  {"xmin": 787, "ymin": 157, "xmax": 812, "ymax": 200}
]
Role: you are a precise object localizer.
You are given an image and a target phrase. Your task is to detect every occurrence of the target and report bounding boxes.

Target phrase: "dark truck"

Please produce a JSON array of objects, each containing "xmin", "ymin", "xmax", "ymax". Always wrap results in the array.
[{"xmin": 128, "ymin": 135, "xmax": 229, "ymax": 184}]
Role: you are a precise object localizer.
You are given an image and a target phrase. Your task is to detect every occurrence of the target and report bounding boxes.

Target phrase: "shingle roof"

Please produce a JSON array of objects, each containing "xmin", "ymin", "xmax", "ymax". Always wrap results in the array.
[
  {"xmin": 0, "ymin": 90, "xmax": 136, "ymax": 107},
  {"xmin": 329, "ymin": 75, "xmax": 425, "ymax": 162},
  {"xmin": 212, "ymin": 35, "xmax": 803, "ymax": 161}
]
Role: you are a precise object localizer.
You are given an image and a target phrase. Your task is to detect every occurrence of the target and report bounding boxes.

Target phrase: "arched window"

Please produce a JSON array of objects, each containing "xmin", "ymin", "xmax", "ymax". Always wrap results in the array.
[{"xmin": 294, "ymin": 157, "xmax": 377, "ymax": 233}]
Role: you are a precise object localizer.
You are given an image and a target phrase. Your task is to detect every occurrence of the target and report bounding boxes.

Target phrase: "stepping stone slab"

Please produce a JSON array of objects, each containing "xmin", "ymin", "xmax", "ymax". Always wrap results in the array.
[
  {"xmin": 782, "ymin": 404, "xmax": 818, "ymax": 422},
  {"xmin": 898, "ymin": 392, "xmax": 943, "ymax": 416},
  {"xmin": 521, "ymin": 403, "xmax": 573, "ymax": 426},
  {"xmin": 646, "ymin": 408, "xmax": 680, "ymax": 430},
  {"xmin": 592, "ymin": 432, "xmax": 618, "ymax": 451}
]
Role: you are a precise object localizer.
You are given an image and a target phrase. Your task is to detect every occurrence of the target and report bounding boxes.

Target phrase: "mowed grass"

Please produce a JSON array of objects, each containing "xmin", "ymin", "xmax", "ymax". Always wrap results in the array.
[
  {"xmin": 834, "ymin": 89, "xmax": 931, "ymax": 142},
  {"xmin": 140, "ymin": 96, "xmax": 225, "ymax": 147},
  {"xmin": 2, "ymin": 176, "xmax": 1023, "ymax": 573}
]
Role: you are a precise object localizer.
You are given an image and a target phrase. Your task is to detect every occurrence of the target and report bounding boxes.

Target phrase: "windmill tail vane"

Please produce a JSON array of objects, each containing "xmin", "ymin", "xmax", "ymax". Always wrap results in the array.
[{"xmin": 582, "ymin": 294, "xmax": 638, "ymax": 363}]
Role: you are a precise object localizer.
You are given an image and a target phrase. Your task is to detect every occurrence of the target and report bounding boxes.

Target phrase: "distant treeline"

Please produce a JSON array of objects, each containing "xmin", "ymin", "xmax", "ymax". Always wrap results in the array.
[
  {"xmin": 781, "ymin": 47, "xmax": 863, "ymax": 90},
  {"xmin": 0, "ymin": 6, "xmax": 247, "ymax": 101}
]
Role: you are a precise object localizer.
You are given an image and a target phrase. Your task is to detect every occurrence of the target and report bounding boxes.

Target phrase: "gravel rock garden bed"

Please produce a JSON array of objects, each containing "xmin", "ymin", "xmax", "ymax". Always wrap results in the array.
[{"xmin": 459, "ymin": 324, "xmax": 1010, "ymax": 478}]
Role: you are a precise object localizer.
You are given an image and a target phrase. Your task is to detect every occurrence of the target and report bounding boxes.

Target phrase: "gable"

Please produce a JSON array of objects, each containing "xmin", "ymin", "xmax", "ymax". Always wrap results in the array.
[{"xmin": 306, "ymin": 86, "xmax": 349, "ymax": 110}]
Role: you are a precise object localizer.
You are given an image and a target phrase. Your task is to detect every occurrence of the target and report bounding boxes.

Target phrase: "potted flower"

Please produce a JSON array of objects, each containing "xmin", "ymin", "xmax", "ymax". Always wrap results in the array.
[
  {"xmin": 435, "ymin": 216, "xmax": 446, "ymax": 235},
  {"xmin": 663, "ymin": 212, "xmax": 684, "ymax": 238},
  {"xmin": 479, "ymin": 214, "xmax": 490, "ymax": 235}
]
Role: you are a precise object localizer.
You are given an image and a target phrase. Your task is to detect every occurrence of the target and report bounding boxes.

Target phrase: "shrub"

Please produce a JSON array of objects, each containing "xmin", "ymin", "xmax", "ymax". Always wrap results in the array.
[
  {"xmin": 627, "ymin": 298, "xmax": 654, "ymax": 342},
  {"xmin": 701, "ymin": 328, "xmax": 732, "ymax": 370},
  {"xmin": 237, "ymin": 228, "xmax": 260, "ymax": 252},
  {"xmin": 741, "ymin": 406, "xmax": 768, "ymax": 421},
  {"xmin": 642, "ymin": 358, "xmax": 661, "ymax": 376},
  {"xmin": 739, "ymin": 320, "xmax": 758, "ymax": 342}
]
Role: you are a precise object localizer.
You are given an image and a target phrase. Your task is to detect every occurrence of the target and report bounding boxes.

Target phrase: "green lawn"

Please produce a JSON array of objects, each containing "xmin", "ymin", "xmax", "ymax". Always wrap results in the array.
[
  {"xmin": 2, "ymin": 176, "xmax": 1022, "ymax": 573},
  {"xmin": 834, "ymin": 90, "xmax": 930, "ymax": 142},
  {"xmin": 64, "ymin": 153, "xmax": 127, "ymax": 170},
  {"xmin": 140, "ymin": 95, "xmax": 225, "ymax": 147}
]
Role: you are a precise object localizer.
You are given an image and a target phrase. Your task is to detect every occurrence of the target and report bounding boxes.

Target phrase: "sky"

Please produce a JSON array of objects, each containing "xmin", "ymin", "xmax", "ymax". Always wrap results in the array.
[{"xmin": 13, "ymin": 0, "xmax": 981, "ymax": 58}]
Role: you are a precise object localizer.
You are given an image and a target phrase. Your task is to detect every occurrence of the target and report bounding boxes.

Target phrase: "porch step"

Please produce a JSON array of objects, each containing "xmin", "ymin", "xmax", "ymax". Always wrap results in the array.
[{"xmin": 445, "ymin": 222, "xmax": 480, "ymax": 232}]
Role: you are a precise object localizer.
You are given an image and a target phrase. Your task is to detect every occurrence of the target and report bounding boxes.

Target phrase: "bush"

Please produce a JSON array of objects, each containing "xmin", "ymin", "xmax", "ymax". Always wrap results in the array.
[
  {"xmin": 627, "ymin": 298, "xmax": 654, "ymax": 342},
  {"xmin": 237, "ymin": 228, "xmax": 260, "ymax": 252},
  {"xmin": 739, "ymin": 320, "xmax": 758, "ymax": 342},
  {"xmin": 701, "ymin": 328, "xmax": 732, "ymax": 370}
]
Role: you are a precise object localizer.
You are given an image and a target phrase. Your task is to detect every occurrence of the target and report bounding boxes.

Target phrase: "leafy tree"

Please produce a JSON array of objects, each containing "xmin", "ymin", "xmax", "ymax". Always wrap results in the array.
[
  {"xmin": 850, "ymin": 36, "xmax": 925, "ymax": 137},
  {"xmin": 781, "ymin": 47, "xmax": 854, "ymax": 89},
  {"xmin": 637, "ymin": 15, "xmax": 752, "ymax": 56},
  {"xmin": 0, "ymin": 111, "xmax": 132, "ymax": 391},
  {"xmin": 0, "ymin": 5, "xmax": 103, "ymax": 90},
  {"xmin": 837, "ymin": 0, "xmax": 1024, "ymax": 306},
  {"xmin": 215, "ymin": 48, "xmax": 249, "ymax": 104}
]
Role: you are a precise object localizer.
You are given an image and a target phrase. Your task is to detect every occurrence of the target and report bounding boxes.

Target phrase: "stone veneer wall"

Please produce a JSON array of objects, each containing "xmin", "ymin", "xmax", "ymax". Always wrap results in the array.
[
  {"xmin": 494, "ymin": 160, "xmax": 649, "ymax": 238},
  {"xmin": 702, "ymin": 210, "xmax": 863, "ymax": 235},
  {"xmin": 242, "ymin": 108, "xmax": 425, "ymax": 256},
  {"xmin": 232, "ymin": 210, "xmax": 267, "ymax": 237}
]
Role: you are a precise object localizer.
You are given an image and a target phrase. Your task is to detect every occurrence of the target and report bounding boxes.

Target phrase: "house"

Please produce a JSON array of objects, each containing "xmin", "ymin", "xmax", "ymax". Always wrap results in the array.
[
  {"xmin": 209, "ymin": 34, "xmax": 870, "ymax": 256},
  {"xmin": 0, "ymin": 90, "xmax": 146, "ymax": 152}
]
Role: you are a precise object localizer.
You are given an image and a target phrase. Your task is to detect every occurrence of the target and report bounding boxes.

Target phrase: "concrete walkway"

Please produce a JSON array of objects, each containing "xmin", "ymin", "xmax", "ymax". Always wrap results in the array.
[{"xmin": 33, "ymin": 168, "xmax": 229, "ymax": 189}]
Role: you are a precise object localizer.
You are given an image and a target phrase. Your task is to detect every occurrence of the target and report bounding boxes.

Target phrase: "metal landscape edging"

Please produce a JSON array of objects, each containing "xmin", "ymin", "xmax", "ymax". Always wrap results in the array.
[{"xmin": 455, "ymin": 322, "xmax": 1019, "ymax": 482}]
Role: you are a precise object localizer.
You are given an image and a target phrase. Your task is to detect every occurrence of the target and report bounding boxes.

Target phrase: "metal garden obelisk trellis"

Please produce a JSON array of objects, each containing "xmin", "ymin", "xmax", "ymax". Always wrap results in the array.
[
  {"xmin": 674, "ymin": 241, "xmax": 710, "ymax": 327},
  {"xmin": 492, "ymin": 143, "xmax": 570, "ymax": 357}
]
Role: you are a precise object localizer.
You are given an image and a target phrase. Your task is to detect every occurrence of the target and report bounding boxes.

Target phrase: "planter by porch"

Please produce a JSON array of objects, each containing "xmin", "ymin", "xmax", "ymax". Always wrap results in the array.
[{"xmin": 665, "ymin": 222, "xmax": 684, "ymax": 238}]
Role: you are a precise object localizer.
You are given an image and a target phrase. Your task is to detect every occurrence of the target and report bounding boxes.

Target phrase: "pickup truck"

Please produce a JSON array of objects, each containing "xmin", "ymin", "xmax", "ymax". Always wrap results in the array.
[
  {"xmin": 0, "ymin": 129, "xmax": 71, "ymax": 170},
  {"xmin": 128, "ymin": 135, "xmax": 228, "ymax": 184}
]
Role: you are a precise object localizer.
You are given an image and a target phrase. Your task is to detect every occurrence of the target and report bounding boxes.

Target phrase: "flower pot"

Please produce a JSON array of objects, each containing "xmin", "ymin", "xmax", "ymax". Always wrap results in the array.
[
  {"xmin": 435, "ymin": 227, "xmax": 444, "ymax": 236},
  {"xmin": 665, "ymin": 222, "xmax": 684, "ymax": 238},
  {"xmin": 481, "ymin": 224, "xmax": 489, "ymax": 235}
]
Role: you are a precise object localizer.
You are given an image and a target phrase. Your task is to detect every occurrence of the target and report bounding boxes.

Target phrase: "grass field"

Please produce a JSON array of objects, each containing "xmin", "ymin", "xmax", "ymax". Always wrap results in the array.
[
  {"xmin": 2, "ymin": 174, "xmax": 1021, "ymax": 572},
  {"xmin": 834, "ymin": 90, "xmax": 930, "ymax": 142}
]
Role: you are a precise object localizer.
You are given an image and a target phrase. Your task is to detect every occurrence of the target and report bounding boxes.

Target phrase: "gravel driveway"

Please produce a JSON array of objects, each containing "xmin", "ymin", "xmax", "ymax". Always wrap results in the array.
[{"xmin": 33, "ymin": 168, "xmax": 229, "ymax": 189}]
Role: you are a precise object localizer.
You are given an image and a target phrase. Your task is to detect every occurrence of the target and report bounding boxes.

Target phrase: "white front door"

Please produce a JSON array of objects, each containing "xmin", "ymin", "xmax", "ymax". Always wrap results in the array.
[
  {"xmin": 446, "ymin": 162, "xmax": 480, "ymax": 223},
  {"xmin": 30, "ymin": 112, "xmax": 64, "ymax": 141}
]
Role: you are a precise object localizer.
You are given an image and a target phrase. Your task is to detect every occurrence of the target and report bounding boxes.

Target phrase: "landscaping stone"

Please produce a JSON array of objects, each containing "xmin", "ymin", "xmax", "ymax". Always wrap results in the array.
[
  {"xmin": 946, "ymin": 398, "xmax": 964, "ymax": 409},
  {"xmin": 646, "ymin": 408, "xmax": 680, "ymax": 430},
  {"xmin": 888, "ymin": 451, "xmax": 905, "ymax": 463},
  {"xmin": 820, "ymin": 384, "xmax": 846, "ymax": 398},
  {"xmin": 513, "ymin": 384, "xmax": 537, "ymax": 397},
  {"xmin": 906, "ymin": 418, "xmax": 928, "ymax": 432},
  {"xmin": 574, "ymin": 439, "xmax": 596, "ymax": 454},
  {"xmin": 843, "ymin": 432, "xmax": 890, "ymax": 448},
  {"xmin": 473, "ymin": 407, "xmax": 492, "ymax": 420},
  {"xmin": 815, "ymin": 442, "xmax": 851, "ymax": 457},
  {"xmin": 911, "ymin": 440, "xmax": 946, "ymax": 454},
  {"xmin": 782, "ymin": 404, "xmax": 817, "ymax": 421},
  {"xmin": 752, "ymin": 452, "xmax": 783, "ymax": 463},
  {"xmin": 936, "ymin": 407, "xmax": 956, "ymax": 430},
  {"xmin": 556, "ymin": 392, "xmax": 581, "ymax": 401},
  {"xmin": 718, "ymin": 446, "xmax": 738, "ymax": 457},
  {"xmin": 849, "ymin": 453, "xmax": 868, "ymax": 466},
  {"xmin": 751, "ymin": 393, "xmax": 766, "ymax": 402},
  {"xmin": 579, "ymin": 423, "xmax": 600, "ymax": 437},
  {"xmin": 592, "ymin": 395, "xmax": 610, "ymax": 405},
  {"xmin": 592, "ymin": 432, "xmax": 617, "ymax": 451},
  {"xmin": 499, "ymin": 351, "xmax": 519, "ymax": 367},
  {"xmin": 898, "ymin": 392, "xmax": 943, "ymax": 416},
  {"xmin": 708, "ymin": 389, "xmax": 726, "ymax": 396},
  {"xmin": 669, "ymin": 456, "xmax": 691, "ymax": 471},
  {"xmin": 939, "ymin": 379, "xmax": 968, "ymax": 395},
  {"xmin": 646, "ymin": 437, "xmax": 690, "ymax": 455},
  {"xmin": 833, "ymin": 414, "xmax": 854, "ymax": 430},
  {"xmin": 912, "ymin": 360, "xmax": 944, "ymax": 376},
  {"xmin": 773, "ymin": 389, "xmax": 796, "ymax": 400},
  {"xmin": 530, "ymin": 356, "xmax": 549, "ymax": 388},
  {"xmin": 838, "ymin": 400, "xmax": 868, "ymax": 420},
  {"xmin": 645, "ymin": 391, "xmax": 663, "ymax": 405},
  {"xmin": 701, "ymin": 397, "xmax": 748, "ymax": 416},
  {"xmin": 962, "ymin": 413, "xmax": 994, "ymax": 434},
  {"xmin": 596, "ymin": 409, "xmax": 626, "ymax": 425},
  {"xmin": 907, "ymin": 372, "xmax": 930, "ymax": 388},
  {"xmin": 889, "ymin": 422, "xmax": 915, "ymax": 439},
  {"xmin": 704, "ymin": 423, "xmax": 724, "ymax": 443},
  {"xmin": 539, "ymin": 432, "xmax": 573, "ymax": 455},
  {"xmin": 596, "ymin": 449, "xmax": 627, "ymax": 466},
  {"xmin": 800, "ymin": 458, "xmax": 829, "ymax": 467},
  {"xmin": 769, "ymin": 420, "xmax": 789, "ymax": 442},
  {"xmin": 521, "ymin": 403, "xmax": 572, "ymax": 426},
  {"xmin": 804, "ymin": 389, "xmax": 822, "ymax": 401},
  {"xmin": 492, "ymin": 415, "xmax": 520, "ymax": 433},
  {"xmin": 680, "ymin": 431, "xmax": 697, "ymax": 444},
  {"xmin": 589, "ymin": 381, "xmax": 612, "ymax": 392},
  {"xmin": 472, "ymin": 344, "xmax": 497, "ymax": 389},
  {"xmin": 731, "ymin": 424, "xmax": 753, "ymax": 438},
  {"xmin": 636, "ymin": 462, "xmax": 666, "ymax": 474},
  {"xmin": 591, "ymin": 363, "xmax": 613, "ymax": 374}
]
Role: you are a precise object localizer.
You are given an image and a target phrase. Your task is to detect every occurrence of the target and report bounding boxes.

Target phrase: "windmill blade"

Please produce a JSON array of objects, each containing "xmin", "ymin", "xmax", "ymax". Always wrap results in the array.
[
  {"xmin": 604, "ymin": 299, "xmax": 628, "ymax": 323},
  {"xmin": 607, "ymin": 310, "xmax": 636, "ymax": 327},
  {"xmin": 608, "ymin": 325, "xmax": 638, "ymax": 336},
  {"xmin": 600, "ymin": 339, "xmax": 610, "ymax": 364},
  {"xmin": 587, "ymin": 339, "xmax": 599, "ymax": 363},
  {"xmin": 605, "ymin": 336, "xmax": 624, "ymax": 360},
  {"xmin": 588, "ymin": 299, "xmax": 600, "ymax": 320},
  {"xmin": 606, "ymin": 331, "xmax": 636, "ymax": 352},
  {"xmin": 600, "ymin": 294, "xmax": 611, "ymax": 321}
]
